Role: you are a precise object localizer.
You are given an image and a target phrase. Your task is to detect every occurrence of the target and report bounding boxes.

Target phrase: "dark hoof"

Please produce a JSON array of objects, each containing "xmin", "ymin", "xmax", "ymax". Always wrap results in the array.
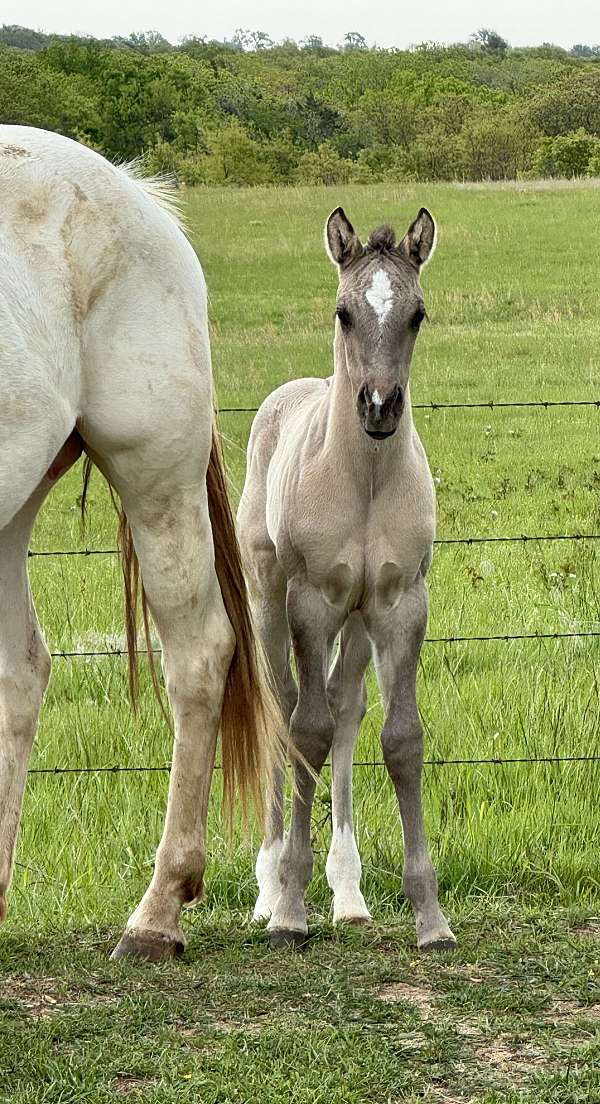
[
  {"xmin": 420, "ymin": 937, "xmax": 457, "ymax": 953},
  {"xmin": 110, "ymin": 928, "xmax": 185, "ymax": 962},
  {"xmin": 269, "ymin": 928, "xmax": 308, "ymax": 951}
]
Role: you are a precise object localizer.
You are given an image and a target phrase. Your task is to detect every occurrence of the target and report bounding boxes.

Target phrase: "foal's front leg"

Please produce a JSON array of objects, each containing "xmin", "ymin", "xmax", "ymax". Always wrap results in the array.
[
  {"xmin": 325, "ymin": 613, "xmax": 372, "ymax": 923},
  {"xmin": 267, "ymin": 578, "xmax": 343, "ymax": 948},
  {"xmin": 367, "ymin": 578, "xmax": 455, "ymax": 951}
]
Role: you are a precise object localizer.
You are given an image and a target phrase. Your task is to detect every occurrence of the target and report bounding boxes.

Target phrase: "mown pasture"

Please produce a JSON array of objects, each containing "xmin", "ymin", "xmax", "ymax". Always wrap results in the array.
[{"xmin": 2, "ymin": 180, "xmax": 600, "ymax": 1102}]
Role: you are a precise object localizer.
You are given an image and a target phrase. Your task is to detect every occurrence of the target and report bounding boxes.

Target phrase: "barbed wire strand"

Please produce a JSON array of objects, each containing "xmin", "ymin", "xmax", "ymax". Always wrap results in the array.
[
  {"xmin": 27, "ymin": 533, "xmax": 600, "ymax": 559},
  {"xmin": 26, "ymin": 753, "xmax": 600, "ymax": 779},
  {"xmin": 47, "ymin": 630, "xmax": 600, "ymax": 662},
  {"xmin": 220, "ymin": 399, "xmax": 600, "ymax": 413}
]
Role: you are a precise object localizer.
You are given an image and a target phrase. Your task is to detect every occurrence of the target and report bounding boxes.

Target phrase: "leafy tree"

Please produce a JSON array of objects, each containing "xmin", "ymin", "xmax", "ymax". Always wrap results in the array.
[
  {"xmin": 527, "ymin": 69, "xmax": 600, "ymax": 136},
  {"xmin": 121, "ymin": 31, "xmax": 173, "ymax": 54},
  {"xmin": 571, "ymin": 44, "xmax": 600, "ymax": 58},
  {"xmin": 343, "ymin": 32, "xmax": 367, "ymax": 51},
  {"xmin": 200, "ymin": 118, "xmax": 270, "ymax": 184},
  {"xmin": 531, "ymin": 129, "xmax": 600, "ymax": 176},
  {"xmin": 0, "ymin": 47, "xmax": 99, "ymax": 139},
  {"xmin": 300, "ymin": 35, "xmax": 328, "ymax": 52},
  {"xmin": 0, "ymin": 24, "xmax": 49, "ymax": 50},
  {"xmin": 294, "ymin": 140, "xmax": 354, "ymax": 183},
  {"xmin": 470, "ymin": 28, "xmax": 509, "ymax": 52},
  {"xmin": 232, "ymin": 29, "xmax": 274, "ymax": 51}
]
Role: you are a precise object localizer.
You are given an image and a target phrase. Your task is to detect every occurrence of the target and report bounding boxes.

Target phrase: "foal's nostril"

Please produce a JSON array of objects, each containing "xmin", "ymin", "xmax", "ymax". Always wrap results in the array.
[
  {"xmin": 393, "ymin": 385, "xmax": 404, "ymax": 414},
  {"xmin": 357, "ymin": 383, "xmax": 370, "ymax": 416}
]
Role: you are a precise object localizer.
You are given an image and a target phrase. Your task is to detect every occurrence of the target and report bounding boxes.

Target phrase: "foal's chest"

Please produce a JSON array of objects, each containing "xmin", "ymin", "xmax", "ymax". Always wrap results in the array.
[{"xmin": 284, "ymin": 501, "xmax": 433, "ymax": 614}]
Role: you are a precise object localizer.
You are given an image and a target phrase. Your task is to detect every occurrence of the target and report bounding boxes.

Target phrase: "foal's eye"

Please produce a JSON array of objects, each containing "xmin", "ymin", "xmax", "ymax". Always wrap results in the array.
[
  {"xmin": 411, "ymin": 305, "xmax": 426, "ymax": 331},
  {"xmin": 335, "ymin": 306, "xmax": 352, "ymax": 328}
]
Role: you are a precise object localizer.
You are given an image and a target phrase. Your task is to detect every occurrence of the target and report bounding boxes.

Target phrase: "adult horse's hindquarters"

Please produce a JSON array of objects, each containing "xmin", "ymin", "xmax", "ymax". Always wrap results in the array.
[{"xmin": 0, "ymin": 125, "xmax": 278, "ymax": 960}]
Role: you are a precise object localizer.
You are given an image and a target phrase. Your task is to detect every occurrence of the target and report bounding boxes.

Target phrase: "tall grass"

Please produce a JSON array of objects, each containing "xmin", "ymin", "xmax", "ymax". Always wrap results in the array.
[{"xmin": 7, "ymin": 180, "xmax": 600, "ymax": 934}]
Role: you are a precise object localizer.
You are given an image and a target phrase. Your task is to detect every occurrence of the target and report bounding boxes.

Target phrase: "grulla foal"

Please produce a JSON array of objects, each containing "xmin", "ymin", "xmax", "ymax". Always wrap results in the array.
[{"xmin": 238, "ymin": 206, "xmax": 455, "ymax": 951}]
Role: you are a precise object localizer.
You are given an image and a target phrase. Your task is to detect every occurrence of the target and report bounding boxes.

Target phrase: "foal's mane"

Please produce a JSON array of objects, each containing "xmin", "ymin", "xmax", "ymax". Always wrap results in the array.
[{"xmin": 366, "ymin": 224, "xmax": 397, "ymax": 254}]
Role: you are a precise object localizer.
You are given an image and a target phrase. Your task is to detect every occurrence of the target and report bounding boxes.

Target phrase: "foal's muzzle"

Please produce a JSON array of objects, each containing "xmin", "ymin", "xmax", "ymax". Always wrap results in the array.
[{"xmin": 357, "ymin": 383, "xmax": 404, "ymax": 439}]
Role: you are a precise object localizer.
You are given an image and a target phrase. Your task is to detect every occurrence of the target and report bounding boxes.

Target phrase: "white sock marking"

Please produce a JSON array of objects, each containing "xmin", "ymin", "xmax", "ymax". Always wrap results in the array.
[
  {"xmin": 365, "ymin": 269, "xmax": 394, "ymax": 327},
  {"xmin": 254, "ymin": 838, "xmax": 283, "ymax": 920},
  {"xmin": 326, "ymin": 824, "xmax": 371, "ymax": 922}
]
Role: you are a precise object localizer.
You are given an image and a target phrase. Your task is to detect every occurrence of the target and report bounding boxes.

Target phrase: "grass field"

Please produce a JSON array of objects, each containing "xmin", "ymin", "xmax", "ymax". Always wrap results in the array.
[{"xmin": 2, "ymin": 180, "xmax": 600, "ymax": 1102}]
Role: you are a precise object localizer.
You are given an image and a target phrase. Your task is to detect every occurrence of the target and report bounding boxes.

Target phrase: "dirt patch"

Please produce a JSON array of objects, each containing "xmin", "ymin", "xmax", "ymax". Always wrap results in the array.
[
  {"xmin": 179, "ymin": 1017, "xmax": 266, "ymax": 1038},
  {"xmin": 437, "ymin": 963, "xmax": 498, "ymax": 982},
  {"xmin": 428, "ymin": 1092, "xmax": 471, "ymax": 1104},
  {"xmin": 474, "ymin": 1036, "xmax": 550, "ymax": 1083},
  {"xmin": 544, "ymin": 998, "xmax": 600, "ymax": 1023},
  {"xmin": 376, "ymin": 981, "xmax": 435, "ymax": 1017},
  {"xmin": 0, "ymin": 974, "xmax": 129, "ymax": 1019},
  {"xmin": 573, "ymin": 917, "xmax": 600, "ymax": 938},
  {"xmin": 112, "ymin": 1075, "xmax": 157, "ymax": 1095},
  {"xmin": 454, "ymin": 1018, "xmax": 482, "ymax": 1038}
]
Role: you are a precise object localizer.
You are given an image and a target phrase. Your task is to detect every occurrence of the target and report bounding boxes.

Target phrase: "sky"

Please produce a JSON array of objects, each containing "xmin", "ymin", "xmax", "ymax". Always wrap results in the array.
[{"xmin": 2, "ymin": 0, "xmax": 598, "ymax": 50}]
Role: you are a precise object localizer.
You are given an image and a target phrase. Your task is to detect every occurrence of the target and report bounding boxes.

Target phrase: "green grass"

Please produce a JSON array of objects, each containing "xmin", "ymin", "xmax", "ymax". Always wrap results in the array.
[{"xmin": 2, "ymin": 180, "xmax": 600, "ymax": 1101}]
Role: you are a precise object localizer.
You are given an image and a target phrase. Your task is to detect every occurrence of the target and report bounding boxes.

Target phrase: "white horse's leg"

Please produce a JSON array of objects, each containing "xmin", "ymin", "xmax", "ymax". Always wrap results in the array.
[
  {"xmin": 0, "ymin": 438, "xmax": 82, "ymax": 920},
  {"xmin": 366, "ymin": 579, "xmax": 455, "ymax": 951},
  {"xmin": 248, "ymin": 554, "xmax": 296, "ymax": 921},
  {"xmin": 110, "ymin": 479, "xmax": 235, "ymax": 960},
  {"xmin": 325, "ymin": 613, "xmax": 372, "ymax": 924},
  {"xmin": 0, "ymin": 497, "xmax": 50, "ymax": 919}
]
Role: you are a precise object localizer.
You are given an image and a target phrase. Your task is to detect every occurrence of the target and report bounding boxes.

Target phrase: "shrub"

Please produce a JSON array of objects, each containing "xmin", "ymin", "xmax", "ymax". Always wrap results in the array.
[
  {"xmin": 293, "ymin": 141, "xmax": 355, "ymax": 185},
  {"xmin": 531, "ymin": 128, "xmax": 600, "ymax": 177}
]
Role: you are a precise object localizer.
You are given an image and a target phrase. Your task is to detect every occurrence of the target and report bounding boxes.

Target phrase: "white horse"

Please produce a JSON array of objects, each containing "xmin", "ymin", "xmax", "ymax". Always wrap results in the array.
[
  {"xmin": 0, "ymin": 125, "xmax": 277, "ymax": 960},
  {"xmin": 238, "ymin": 207, "xmax": 456, "ymax": 951}
]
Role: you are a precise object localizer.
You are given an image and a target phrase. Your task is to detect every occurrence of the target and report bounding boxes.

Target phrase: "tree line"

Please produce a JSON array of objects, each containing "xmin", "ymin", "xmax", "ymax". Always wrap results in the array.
[{"xmin": 1, "ymin": 25, "xmax": 600, "ymax": 184}]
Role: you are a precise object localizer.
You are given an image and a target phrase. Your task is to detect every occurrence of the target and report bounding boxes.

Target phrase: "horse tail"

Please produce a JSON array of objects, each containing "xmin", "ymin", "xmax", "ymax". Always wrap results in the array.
[
  {"xmin": 206, "ymin": 423, "xmax": 283, "ymax": 820},
  {"xmin": 80, "ymin": 456, "xmax": 169, "ymax": 726}
]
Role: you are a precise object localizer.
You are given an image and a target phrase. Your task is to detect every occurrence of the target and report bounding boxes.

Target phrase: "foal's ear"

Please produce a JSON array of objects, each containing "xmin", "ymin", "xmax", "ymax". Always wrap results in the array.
[
  {"xmin": 399, "ymin": 208, "xmax": 437, "ymax": 270},
  {"xmin": 325, "ymin": 207, "xmax": 363, "ymax": 269}
]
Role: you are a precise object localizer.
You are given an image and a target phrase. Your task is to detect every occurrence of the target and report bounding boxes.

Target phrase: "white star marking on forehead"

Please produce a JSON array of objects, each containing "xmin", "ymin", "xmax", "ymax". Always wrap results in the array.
[{"xmin": 365, "ymin": 269, "xmax": 394, "ymax": 327}]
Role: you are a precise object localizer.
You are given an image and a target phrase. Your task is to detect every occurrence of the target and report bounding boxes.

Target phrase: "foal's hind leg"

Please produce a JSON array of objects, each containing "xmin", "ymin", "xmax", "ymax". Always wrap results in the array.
[
  {"xmin": 325, "ymin": 613, "xmax": 372, "ymax": 923},
  {"xmin": 110, "ymin": 481, "xmax": 235, "ymax": 961}
]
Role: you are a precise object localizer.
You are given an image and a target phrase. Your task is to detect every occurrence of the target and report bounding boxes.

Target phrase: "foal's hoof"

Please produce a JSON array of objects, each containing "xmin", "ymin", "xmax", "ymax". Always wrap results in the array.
[
  {"xmin": 269, "ymin": 928, "xmax": 308, "ymax": 951},
  {"xmin": 110, "ymin": 928, "xmax": 185, "ymax": 962},
  {"xmin": 420, "ymin": 936, "xmax": 457, "ymax": 953}
]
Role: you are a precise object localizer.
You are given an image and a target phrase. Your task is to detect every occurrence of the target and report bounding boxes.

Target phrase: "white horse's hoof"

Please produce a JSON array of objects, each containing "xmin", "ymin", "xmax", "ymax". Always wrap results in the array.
[{"xmin": 111, "ymin": 927, "xmax": 185, "ymax": 962}]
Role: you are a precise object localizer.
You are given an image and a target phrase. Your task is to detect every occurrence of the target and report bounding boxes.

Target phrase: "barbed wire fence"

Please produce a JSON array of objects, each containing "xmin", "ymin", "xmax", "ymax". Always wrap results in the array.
[{"xmin": 27, "ymin": 397, "xmax": 600, "ymax": 781}]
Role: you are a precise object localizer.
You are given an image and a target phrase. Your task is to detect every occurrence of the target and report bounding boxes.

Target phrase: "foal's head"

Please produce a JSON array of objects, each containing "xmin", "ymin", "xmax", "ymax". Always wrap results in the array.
[{"xmin": 325, "ymin": 206, "xmax": 436, "ymax": 439}]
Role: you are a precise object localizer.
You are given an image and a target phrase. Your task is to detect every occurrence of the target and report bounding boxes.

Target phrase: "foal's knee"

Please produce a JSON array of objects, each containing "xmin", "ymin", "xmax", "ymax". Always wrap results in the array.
[
  {"xmin": 289, "ymin": 702, "xmax": 335, "ymax": 768},
  {"xmin": 381, "ymin": 710, "xmax": 423, "ymax": 784}
]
